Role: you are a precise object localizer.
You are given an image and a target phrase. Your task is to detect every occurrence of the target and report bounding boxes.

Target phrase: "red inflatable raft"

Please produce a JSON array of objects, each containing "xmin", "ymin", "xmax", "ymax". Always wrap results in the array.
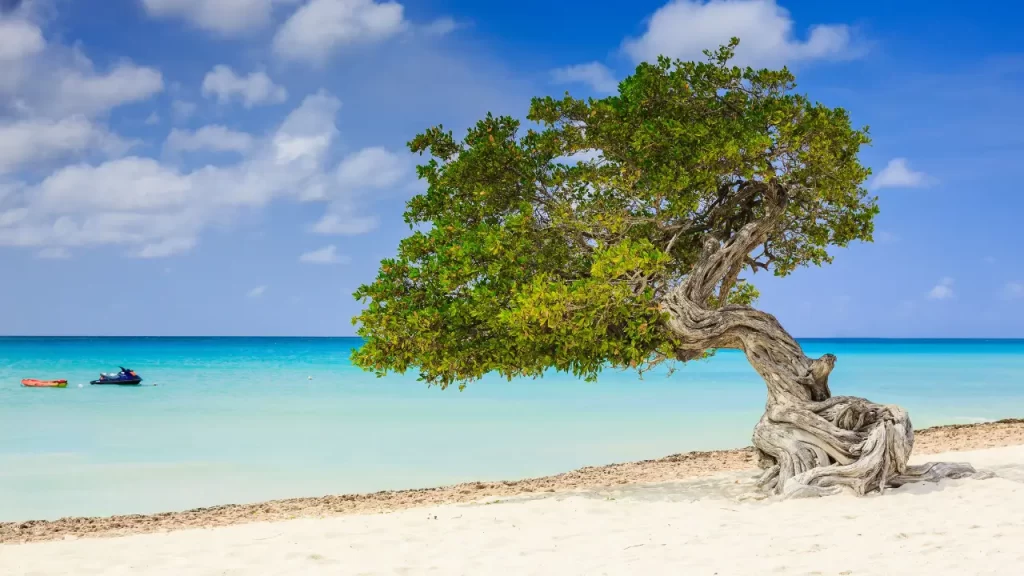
[{"xmin": 22, "ymin": 379, "xmax": 68, "ymax": 388}]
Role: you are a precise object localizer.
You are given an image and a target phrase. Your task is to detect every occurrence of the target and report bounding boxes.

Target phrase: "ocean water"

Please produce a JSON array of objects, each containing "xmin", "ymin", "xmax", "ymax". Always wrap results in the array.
[{"xmin": 1, "ymin": 337, "xmax": 1023, "ymax": 522}]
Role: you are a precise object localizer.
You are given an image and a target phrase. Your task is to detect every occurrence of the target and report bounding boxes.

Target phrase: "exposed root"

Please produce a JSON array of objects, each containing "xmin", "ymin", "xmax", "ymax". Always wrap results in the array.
[
  {"xmin": 754, "ymin": 395, "xmax": 983, "ymax": 498},
  {"xmin": 659, "ymin": 197, "xmax": 980, "ymax": 500},
  {"xmin": 889, "ymin": 462, "xmax": 984, "ymax": 487}
]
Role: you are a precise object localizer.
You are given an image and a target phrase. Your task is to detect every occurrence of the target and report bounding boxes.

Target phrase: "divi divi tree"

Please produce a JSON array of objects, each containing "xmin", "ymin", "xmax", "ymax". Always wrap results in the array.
[{"xmin": 352, "ymin": 41, "xmax": 977, "ymax": 497}]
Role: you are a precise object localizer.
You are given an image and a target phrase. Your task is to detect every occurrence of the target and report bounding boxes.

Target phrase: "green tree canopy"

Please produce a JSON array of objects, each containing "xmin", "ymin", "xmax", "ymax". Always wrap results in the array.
[{"xmin": 352, "ymin": 40, "xmax": 876, "ymax": 389}]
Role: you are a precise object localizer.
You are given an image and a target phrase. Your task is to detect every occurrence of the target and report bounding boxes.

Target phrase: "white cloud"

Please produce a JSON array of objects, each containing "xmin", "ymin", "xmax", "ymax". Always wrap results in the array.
[
  {"xmin": 171, "ymin": 100, "xmax": 197, "ymax": 121},
  {"xmin": 869, "ymin": 158, "xmax": 932, "ymax": 191},
  {"xmin": 299, "ymin": 244, "xmax": 349, "ymax": 264},
  {"xmin": 0, "ymin": 207, "xmax": 28, "ymax": 228},
  {"xmin": 335, "ymin": 146, "xmax": 406, "ymax": 191},
  {"xmin": 36, "ymin": 247, "xmax": 70, "ymax": 259},
  {"xmin": 927, "ymin": 277, "xmax": 954, "ymax": 300},
  {"xmin": 55, "ymin": 64, "xmax": 164, "ymax": 117},
  {"xmin": 0, "ymin": 18, "xmax": 163, "ymax": 118},
  {"xmin": 35, "ymin": 157, "xmax": 192, "ymax": 213},
  {"xmin": 165, "ymin": 125, "xmax": 255, "ymax": 155},
  {"xmin": 202, "ymin": 65, "xmax": 288, "ymax": 108},
  {"xmin": 5, "ymin": 67, "xmax": 163, "ymax": 121},
  {"xmin": 421, "ymin": 16, "xmax": 459, "ymax": 37},
  {"xmin": 141, "ymin": 0, "xmax": 302, "ymax": 35},
  {"xmin": 0, "ymin": 17, "xmax": 44, "ymax": 61},
  {"xmin": 0, "ymin": 116, "xmax": 130, "ymax": 174},
  {"xmin": 622, "ymin": 0, "xmax": 855, "ymax": 68},
  {"xmin": 0, "ymin": 90, "xmax": 412, "ymax": 257},
  {"xmin": 273, "ymin": 0, "xmax": 407, "ymax": 64},
  {"xmin": 551, "ymin": 62, "xmax": 618, "ymax": 94},
  {"xmin": 270, "ymin": 90, "xmax": 341, "ymax": 167},
  {"xmin": 145, "ymin": 112, "xmax": 161, "ymax": 125},
  {"xmin": 307, "ymin": 145, "xmax": 408, "ymax": 234},
  {"xmin": 311, "ymin": 211, "xmax": 378, "ymax": 235},
  {"xmin": 1005, "ymin": 282, "xmax": 1024, "ymax": 300},
  {"xmin": 247, "ymin": 285, "xmax": 267, "ymax": 298}
]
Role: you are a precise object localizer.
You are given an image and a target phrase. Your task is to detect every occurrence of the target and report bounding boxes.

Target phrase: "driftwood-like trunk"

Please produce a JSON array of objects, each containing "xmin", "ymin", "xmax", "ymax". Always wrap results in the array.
[{"xmin": 662, "ymin": 186, "xmax": 978, "ymax": 498}]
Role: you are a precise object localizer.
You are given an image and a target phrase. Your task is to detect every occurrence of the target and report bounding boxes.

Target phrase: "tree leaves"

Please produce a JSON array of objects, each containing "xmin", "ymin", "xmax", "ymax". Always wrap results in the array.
[{"xmin": 352, "ymin": 39, "xmax": 875, "ymax": 389}]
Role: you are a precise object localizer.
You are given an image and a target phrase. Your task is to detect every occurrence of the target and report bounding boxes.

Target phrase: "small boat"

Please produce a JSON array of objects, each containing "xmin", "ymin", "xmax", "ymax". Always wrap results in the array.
[
  {"xmin": 90, "ymin": 367, "xmax": 143, "ymax": 386},
  {"xmin": 22, "ymin": 379, "xmax": 68, "ymax": 388}
]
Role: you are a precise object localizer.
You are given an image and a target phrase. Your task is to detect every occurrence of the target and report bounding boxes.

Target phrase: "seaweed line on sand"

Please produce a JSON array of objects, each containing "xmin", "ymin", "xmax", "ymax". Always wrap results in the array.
[{"xmin": 3, "ymin": 418, "xmax": 1023, "ymax": 545}]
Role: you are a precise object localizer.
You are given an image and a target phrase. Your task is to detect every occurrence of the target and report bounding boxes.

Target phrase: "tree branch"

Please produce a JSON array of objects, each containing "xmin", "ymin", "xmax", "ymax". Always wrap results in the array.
[{"xmin": 676, "ymin": 181, "xmax": 788, "ymax": 304}]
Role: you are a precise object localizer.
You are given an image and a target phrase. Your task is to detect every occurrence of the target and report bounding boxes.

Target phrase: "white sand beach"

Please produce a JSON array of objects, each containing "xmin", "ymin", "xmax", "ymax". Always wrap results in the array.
[{"xmin": 3, "ymin": 444, "xmax": 1022, "ymax": 576}]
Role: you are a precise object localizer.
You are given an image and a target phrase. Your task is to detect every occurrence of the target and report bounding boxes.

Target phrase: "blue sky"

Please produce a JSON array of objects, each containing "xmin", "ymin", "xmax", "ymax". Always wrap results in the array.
[{"xmin": 0, "ymin": 0, "xmax": 1022, "ymax": 337}]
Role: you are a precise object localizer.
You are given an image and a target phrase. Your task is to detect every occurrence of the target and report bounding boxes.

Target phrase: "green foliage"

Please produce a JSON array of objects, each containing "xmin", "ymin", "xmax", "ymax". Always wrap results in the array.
[{"xmin": 352, "ymin": 39, "xmax": 876, "ymax": 389}]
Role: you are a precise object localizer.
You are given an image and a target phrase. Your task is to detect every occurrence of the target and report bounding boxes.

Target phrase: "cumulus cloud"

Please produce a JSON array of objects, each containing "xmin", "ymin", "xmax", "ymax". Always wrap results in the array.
[
  {"xmin": 55, "ymin": 64, "xmax": 164, "ymax": 117},
  {"xmin": 0, "ymin": 90, "xmax": 413, "ymax": 257},
  {"xmin": 202, "ymin": 65, "xmax": 288, "ymax": 108},
  {"xmin": 0, "ymin": 17, "xmax": 163, "ymax": 118},
  {"xmin": 869, "ymin": 158, "xmax": 932, "ymax": 191},
  {"xmin": 335, "ymin": 146, "xmax": 406, "ymax": 191},
  {"xmin": 307, "ymin": 145, "xmax": 408, "ymax": 234},
  {"xmin": 927, "ymin": 277, "xmax": 954, "ymax": 300},
  {"xmin": 299, "ymin": 244, "xmax": 349, "ymax": 264},
  {"xmin": 273, "ymin": 0, "xmax": 407, "ymax": 64},
  {"xmin": 164, "ymin": 125, "xmax": 255, "ymax": 155},
  {"xmin": 0, "ymin": 116, "xmax": 131, "ymax": 174},
  {"xmin": 0, "ymin": 17, "xmax": 43, "ymax": 61},
  {"xmin": 551, "ymin": 62, "xmax": 618, "ymax": 94},
  {"xmin": 34, "ymin": 157, "xmax": 192, "ymax": 214},
  {"xmin": 622, "ymin": 0, "xmax": 856, "ymax": 68},
  {"xmin": 247, "ymin": 285, "xmax": 267, "ymax": 298},
  {"xmin": 141, "ymin": 0, "xmax": 302, "ymax": 35}
]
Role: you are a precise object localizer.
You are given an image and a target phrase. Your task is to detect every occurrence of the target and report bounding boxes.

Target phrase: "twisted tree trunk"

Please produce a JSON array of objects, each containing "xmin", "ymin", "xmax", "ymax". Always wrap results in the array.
[{"xmin": 661, "ymin": 186, "xmax": 978, "ymax": 498}]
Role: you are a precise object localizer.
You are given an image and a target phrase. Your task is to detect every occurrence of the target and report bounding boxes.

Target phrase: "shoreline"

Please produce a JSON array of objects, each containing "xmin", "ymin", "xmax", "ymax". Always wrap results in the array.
[{"xmin": 4, "ymin": 418, "xmax": 1023, "ymax": 545}]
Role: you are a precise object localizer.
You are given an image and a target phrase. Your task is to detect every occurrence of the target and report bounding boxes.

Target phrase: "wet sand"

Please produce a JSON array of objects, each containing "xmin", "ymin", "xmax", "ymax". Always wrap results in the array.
[{"xmin": 2, "ymin": 418, "xmax": 1022, "ymax": 545}]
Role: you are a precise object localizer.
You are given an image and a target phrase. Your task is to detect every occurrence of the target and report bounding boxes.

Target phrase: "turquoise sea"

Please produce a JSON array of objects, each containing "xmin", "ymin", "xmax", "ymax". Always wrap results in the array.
[{"xmin": 2, "ymin": 337, "xmax": 1023, "ymax": 521}]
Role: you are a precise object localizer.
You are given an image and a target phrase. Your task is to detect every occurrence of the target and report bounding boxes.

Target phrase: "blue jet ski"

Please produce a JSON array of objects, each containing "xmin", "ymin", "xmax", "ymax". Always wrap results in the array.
[{"xmin": 90, "ymin": 367, "xmax": 143, "ymax": 386}]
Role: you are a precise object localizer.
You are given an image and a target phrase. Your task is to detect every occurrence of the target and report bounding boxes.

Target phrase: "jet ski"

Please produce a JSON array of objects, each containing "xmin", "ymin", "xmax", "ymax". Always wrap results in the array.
[{"xmin": 90, "ymin": 367, "xmax": 143, "ymax": 385}]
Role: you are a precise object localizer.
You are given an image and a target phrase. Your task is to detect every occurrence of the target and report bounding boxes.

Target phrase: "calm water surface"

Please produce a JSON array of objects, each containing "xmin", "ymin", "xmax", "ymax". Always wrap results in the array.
[{"xmin": 2, "ymin": 337, "xmax": 1023, "ymax": 521}]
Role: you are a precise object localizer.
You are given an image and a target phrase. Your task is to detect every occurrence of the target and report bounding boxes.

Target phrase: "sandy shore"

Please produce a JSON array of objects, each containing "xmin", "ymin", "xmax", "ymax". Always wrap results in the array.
[
  {"xmin": 3, "ymin": 442, "xmax": 1023, "ymax": 575},
  {"xmin": 2, "ymin": 418, "xmax": 1022, "ymax": 546}
]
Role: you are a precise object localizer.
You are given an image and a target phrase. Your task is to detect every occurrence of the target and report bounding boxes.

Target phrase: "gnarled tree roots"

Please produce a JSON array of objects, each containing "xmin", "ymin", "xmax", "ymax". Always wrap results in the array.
[
  {"xmin": 752, "ymin": 393, "xmax": 979, "ymax": 499},
  {"xmin": 660, "ymin": 193, "xmax": 981, "ymax": 500}
]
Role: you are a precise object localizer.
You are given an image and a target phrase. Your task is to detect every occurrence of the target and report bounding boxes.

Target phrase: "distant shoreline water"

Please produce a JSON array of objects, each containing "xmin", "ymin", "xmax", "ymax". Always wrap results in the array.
[{"xmin": 3, "ymin": 337, "xmax": 1023, "ymax": 521}]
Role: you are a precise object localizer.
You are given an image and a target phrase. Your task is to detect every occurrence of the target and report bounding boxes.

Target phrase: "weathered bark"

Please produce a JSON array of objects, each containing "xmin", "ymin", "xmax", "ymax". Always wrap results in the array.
[{"xmin": 661, "ymin": 183, "xmax": 979, "ymax": 497}]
